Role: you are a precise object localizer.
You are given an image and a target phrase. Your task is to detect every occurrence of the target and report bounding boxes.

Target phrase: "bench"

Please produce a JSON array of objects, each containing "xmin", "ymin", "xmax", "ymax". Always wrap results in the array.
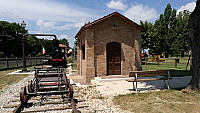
[{"xmin": 126, "ymin": 70, "xmax": 172, "ymax": 92}]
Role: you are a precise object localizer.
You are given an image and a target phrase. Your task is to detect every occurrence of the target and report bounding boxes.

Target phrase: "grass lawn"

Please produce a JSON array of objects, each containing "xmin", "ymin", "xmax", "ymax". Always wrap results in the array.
[
  {"xmin": 113, "ymin": 57, "xmax": 194, "ymax": 112},
  {"xmin": 0, "ymin": 66, "xmax": 44, "ymax": 91},
  {"xmin": 113, "ymin": 90, "xmax": 200, "ymax": 113},
  {"xmin": 142, "ymin": 58, "xmax": 192, "ymax": 77},
  {"xmin": 0, "ymin": 69, "xmax": 29, "ymax": 90},
  {"xmin": 142, "ymin": 58, "xmax": 190, "ymax": 71},
  {"xmin": 0, "ymin": 65, "xmax": 66, "ymax": 92}
]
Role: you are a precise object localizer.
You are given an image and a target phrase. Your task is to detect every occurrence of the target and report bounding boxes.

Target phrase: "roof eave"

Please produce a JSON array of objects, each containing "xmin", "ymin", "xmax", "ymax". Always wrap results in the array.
[{"xmin": 74, "ymin": 11, "xmax": 145, "ymax": 39}]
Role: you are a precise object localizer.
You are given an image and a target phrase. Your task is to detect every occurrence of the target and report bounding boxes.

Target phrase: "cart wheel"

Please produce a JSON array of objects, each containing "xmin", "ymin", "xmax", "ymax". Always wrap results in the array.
[
  {"xmin": 33, "ymin": 82, "xmax": 36, "ymax": 92},
  {"xmin": 20, "ymin": 86, "xmax": 27, "ymax": 103},
  {"xmin": 28, "ymin": 80, "xmax": 33, "ymax": 93},
  {"xmin": 66, "ymin": 79, "xmax": 70, "ymax": 88},
  {"xmin": 68, "ymin": 84, "xmax": 74, "ymax": 99}
]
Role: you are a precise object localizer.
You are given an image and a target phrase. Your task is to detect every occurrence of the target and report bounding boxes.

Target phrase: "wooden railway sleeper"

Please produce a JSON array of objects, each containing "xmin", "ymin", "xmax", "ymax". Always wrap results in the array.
[
  {"xmin": 40, "ymin": 95, "xmax": 45, "ymax": 105},
  {"xmin": 61, "ymin": 94, "xmax": 65, "ymax": 102},
  {"xmin": 57, "ymin": 74, "xmax": 61, "ymax": 91}
]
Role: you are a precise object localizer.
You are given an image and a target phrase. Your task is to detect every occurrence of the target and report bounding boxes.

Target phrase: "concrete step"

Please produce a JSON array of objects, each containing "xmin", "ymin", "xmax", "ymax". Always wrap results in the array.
[{"xmin": 93, "ymin": 77, "xmax": 134, "ymax": 83}]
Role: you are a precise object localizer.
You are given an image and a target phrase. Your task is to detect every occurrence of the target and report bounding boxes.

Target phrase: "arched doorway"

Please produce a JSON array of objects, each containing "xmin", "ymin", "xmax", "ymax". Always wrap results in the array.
[{"xmin": 107, "ymin": 42, "xmax": 121, "ymax": 75}]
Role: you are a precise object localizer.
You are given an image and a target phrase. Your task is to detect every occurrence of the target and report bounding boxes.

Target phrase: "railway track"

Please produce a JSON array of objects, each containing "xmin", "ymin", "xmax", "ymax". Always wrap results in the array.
[
  {"xmin": 2, "ymin": 67, "xmax": 88, "ymax": 113},
  {"xmin": 3, "ymin": 90, "xmax": 88, "ymax": 113}
]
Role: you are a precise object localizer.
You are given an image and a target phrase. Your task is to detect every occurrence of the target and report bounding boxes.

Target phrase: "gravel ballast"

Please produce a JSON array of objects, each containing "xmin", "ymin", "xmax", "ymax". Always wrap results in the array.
[{"xmin": 0, "ymin": 74, "xmax": 34, "ymax": 112}]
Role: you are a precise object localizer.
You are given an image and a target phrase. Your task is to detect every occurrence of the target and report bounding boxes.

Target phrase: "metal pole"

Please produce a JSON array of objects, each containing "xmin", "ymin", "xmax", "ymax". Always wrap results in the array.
[
  {"xmin": 74, "ymin": 46, "xmax": 75, "ymax": 63},
  {"xmin": 22, "ymin": 28, "xmax": 27, "ymax": 72},
  {"xmin": 16, "ymin": 57, "xmax": 18, "ymax": 68},
  {"xmin": 6, "ymin": 57, "xmax": 9, "ymax": 69}
]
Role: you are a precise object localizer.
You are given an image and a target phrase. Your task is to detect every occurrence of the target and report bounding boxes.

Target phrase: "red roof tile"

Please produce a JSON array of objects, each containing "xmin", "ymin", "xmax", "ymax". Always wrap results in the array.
[{"xmin": 59, "ymin": 44, "xmax": 67, "ymax": 48}]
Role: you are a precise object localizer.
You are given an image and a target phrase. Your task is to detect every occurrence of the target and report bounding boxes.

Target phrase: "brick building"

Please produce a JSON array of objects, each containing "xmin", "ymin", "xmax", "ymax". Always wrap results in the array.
[{"xmin": 75, "ymin": 12, "xmax": 144, "ymax": 82}]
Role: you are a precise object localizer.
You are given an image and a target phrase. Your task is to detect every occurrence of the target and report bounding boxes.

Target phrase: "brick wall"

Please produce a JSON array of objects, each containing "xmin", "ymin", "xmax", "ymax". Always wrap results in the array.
[
  {"xmin": 93, "ymin": 16, "xmax": 141, "ymax": 76},
  {"xmin": 77, "ymin": 15, "xmax": 142, "ymax": 82}
]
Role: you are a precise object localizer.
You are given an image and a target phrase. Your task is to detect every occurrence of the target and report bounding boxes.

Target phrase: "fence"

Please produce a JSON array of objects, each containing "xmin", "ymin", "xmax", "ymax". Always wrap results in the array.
[
  {"xmin": 141, "ymin": 57, "xmax": 191, "ymax": 69},
  {"xmin": 0, "ymin": 57, "xmax": 49, "ymax": 70}
]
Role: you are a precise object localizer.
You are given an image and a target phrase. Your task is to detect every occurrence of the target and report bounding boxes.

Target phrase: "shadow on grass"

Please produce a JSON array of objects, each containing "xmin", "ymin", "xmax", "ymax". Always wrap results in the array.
[
  {"xmin": 145, "ymin": 62, "xmax": 159, "ymax": 65},
  {"xmin": 126, "ymin": 87, "xmax": 187, "ymax": 93},
  {"xmin": 172, "ymin": 70, "xmax": 192, "ymax": 77},
  {"xmin": 170, "ymin": 86, "xmax": 186, "ymax": 91},
  {"xmin": 117, "ymin": 87, "xmax": 187, "ymax": 98},
  {"xmin": 126, "ymin": 76, "xmax": 190, "ymax": 93}
]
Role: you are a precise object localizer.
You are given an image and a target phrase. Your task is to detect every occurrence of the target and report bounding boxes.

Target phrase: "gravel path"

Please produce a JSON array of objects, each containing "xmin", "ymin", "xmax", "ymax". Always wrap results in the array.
[
  {"xmin": 73, "ymin": 85, "xmax": 126, "ymax": 113},
  {"xmin": 95, "ymin": 76, "xmax": 192, "ymax": 97},
  {"xmin": 0, "ymin": 71, "xmax": 125, "ymax": 113},
  {"xmin": 0, "ymin": 68, "xmax": 192, "ymax": 113}
]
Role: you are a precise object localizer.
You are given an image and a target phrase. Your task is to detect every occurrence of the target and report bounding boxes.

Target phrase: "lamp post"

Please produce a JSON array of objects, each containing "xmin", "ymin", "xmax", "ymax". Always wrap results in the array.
[
  {"xmin": 74, "ymin": 41, "xmax": 77, "ymax": 63},
  {"xmin": 21, "ymin": 20, "xmax": 27, "ymax": 72}
]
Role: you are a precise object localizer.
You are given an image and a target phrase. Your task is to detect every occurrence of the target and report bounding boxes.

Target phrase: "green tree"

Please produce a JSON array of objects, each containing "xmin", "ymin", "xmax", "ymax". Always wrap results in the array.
[
  {"xmin": 171, "ymin": 10, "xmax": 190, "ymax": 57},
  {"xmin": 162, "ymin": 4, "xmax": 173, "ymax": 57},
  {"xmin": 40, "ymin": 38, "xmax": 60, "ymax": 56},
  {"xmin": 27, "ymin": 36, "xmax": 42, "ymax": 57},
  {"xmin": 60, "ymin": 38, "xmax": 69, "ymax": 47},
  {"xmin": 151, "ymin": 14, "xmax": 165, "ymax": 55},
  {"xmin": 0, "ymin": 21, "xmax": 24, "ymax": 57},
  {"xmin": 140, "ymin": 21, "xmax": 154, "ymax": 52},
  {"xmin": 0, "ymin": 21, "xmax": 71, "ymax": 58},
  {"xmin": 142, "ymin": 3, "xmax": 190, "ymax": 57}
]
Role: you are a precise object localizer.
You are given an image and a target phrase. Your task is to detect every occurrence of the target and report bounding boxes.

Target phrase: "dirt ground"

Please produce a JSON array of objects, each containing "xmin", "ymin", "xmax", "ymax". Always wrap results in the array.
[
  {"xmin": 92, "ymin": 76, "xmax": 191, "ymax": 96},
  {"xmin": 71, "ymin": 76, "xmax": 192, "ymax": 113}
]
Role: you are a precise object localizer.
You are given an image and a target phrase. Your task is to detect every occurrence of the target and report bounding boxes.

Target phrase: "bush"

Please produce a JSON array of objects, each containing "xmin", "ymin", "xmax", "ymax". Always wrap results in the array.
[
  {"xmin": 67, "ymin": 57, "xmax": 74, "ymax": 63},
  {"xmin": 10, "ymin": 54, "xmax": 14, "ymax": 58},
  {"xmin": 71, "ymin": 63, "xmax": 77, "ymax": 70},
  {"xmin": 0, "ymin": 52, "xmax": 5, "ymax": 58}
]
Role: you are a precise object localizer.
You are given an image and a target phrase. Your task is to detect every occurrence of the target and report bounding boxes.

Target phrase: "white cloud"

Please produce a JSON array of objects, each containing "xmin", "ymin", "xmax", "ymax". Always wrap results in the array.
[
  {"xmin": 177, "ymin": 2, "xmax": 196, "ymax": 14},
  {"xmin": 36, "ymin": 20, "xmax": 56, "ymax": 28},
  {"xmin": 58, "ymin": 34, "xmax": 69, "ymax": 39},
  {"xmin": 124, "ymin": 4, "xmax": 157, "ymax": 23},
  {"xmin": 55, "ymin": 18, "xmax": 86, "ymax": 30},
  {"xmin": 0, "ymin": 0, "xmax": 97, "ymax": 22},
  {"xmin": 36, "ymin": 18, "xmax": 86, "ymax": 31},
  {"xmin": 106, "ymin": 0, "xmax": 127, "ymax": 10},
  {"xmin": 55, "ymin": 23, "xmax": 80, "ymax": 30}
]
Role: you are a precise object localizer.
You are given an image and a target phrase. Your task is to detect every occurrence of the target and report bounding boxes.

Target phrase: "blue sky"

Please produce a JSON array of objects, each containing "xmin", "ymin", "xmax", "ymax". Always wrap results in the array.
[{"xmin": 0, "ymin": 0, "xmax": 196, "ymax": 47}]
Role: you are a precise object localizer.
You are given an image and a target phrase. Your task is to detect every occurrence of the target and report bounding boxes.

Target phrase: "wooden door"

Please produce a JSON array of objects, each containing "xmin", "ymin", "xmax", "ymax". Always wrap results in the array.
[{"xmin": 107, "ymin": 42, "xmax": 121, "ymax": 75}]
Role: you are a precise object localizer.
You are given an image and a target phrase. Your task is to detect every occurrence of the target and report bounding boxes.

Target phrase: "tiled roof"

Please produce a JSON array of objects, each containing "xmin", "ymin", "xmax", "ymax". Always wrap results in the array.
[
  {"xmin": 75, "ymin": 11, "xmax": 144, "ymax": 38},
  {"xmin": 59, "ymin": 44, "xmax": 67, "ymax": 48}
]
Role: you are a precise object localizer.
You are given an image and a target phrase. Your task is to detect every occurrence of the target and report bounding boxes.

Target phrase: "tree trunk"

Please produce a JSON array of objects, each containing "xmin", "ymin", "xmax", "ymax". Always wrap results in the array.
[{"xmin": 185, "ymin": 0, "xmax": 200, "ymax": 90}]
